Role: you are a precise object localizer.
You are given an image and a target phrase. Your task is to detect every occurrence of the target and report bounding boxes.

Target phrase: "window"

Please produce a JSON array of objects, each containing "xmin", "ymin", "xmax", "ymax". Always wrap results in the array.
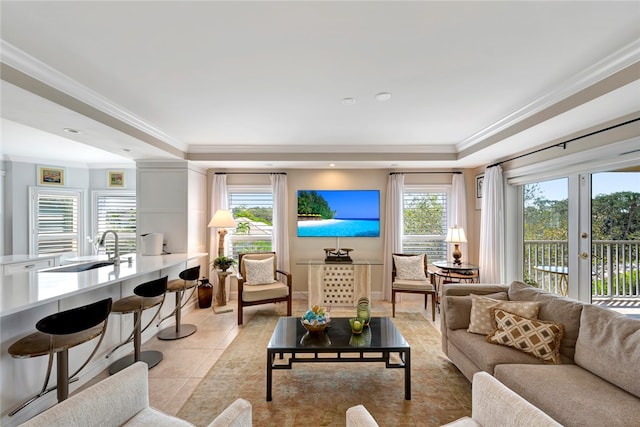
[
  {"xmin": 93, "ymin": 192, "xmax": 137, "ymax": 255},
  {"xmin": 30, "ymin": 187, "xmax": 82, "ymax": 255},
  {"xmin": 402, "ymin": 186, "xmax": 449, "ymax": 261},
  {"xmin": 227, "ymin": 185, "xmax": 273, "ymax": 259}
]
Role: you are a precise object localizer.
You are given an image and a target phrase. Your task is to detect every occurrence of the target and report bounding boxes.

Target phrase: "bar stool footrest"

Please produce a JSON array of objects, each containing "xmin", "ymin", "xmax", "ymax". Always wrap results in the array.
[
  {"xmin": 157, "ymin": 324, "xmax": 197, "ymax": 340},
  {"xmin": 108, "ymin": 351, "xmax": 163, "ymax": 375}
]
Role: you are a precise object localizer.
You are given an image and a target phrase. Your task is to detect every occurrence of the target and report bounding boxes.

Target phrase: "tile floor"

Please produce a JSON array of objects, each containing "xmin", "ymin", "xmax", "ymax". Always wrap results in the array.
[{"xmin": 90, "ymin": 295, "xmax": 440, "ymax": 416}]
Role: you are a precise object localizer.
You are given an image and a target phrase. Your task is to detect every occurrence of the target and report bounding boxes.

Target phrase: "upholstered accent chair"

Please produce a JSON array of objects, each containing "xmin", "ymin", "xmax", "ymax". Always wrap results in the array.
[
  {"xmin": 237, "ymin": 252, "xmax": 292, "ymax": 325},
  {"xmin": 391, "ymin": 253, "xmax": 436, "ymax": 321}
]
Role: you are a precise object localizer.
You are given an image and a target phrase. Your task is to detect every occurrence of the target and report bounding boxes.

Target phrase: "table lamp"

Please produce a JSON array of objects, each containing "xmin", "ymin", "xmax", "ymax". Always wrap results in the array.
[
  {"xmin": 208, "ymin": 209, "xmax": 236, "ymax": 257},
  {"xmin": 446, "ymin": 226, "xmax": 467, "ymax": 265}
]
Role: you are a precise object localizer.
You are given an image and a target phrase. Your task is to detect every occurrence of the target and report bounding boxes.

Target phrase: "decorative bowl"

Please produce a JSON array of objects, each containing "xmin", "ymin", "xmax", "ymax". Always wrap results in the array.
[{"xmin": 301, "ymin": 319, "xmax": 329, "ymax": 334}]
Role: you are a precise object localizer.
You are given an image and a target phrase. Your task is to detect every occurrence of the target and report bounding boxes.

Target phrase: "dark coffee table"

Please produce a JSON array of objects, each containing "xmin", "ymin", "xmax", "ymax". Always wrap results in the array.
[{"xmin": 266, "ymin": 316, "xmax": 411, "ymax": 401}]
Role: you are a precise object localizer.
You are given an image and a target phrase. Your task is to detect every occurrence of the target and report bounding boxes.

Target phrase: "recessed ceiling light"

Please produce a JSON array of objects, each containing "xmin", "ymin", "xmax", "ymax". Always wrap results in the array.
[
  {"xmin": 63, "ymin": 127, "xmax": 81, "ymax": 134},
  {"xmin": 341, "ymin": 97, "xmax": 356, "ymax": 106},
  {"xmin": 329, "ymin": 163, "xmax": 336, "ymax": 167},
  {"xmin": 121, "ymin": 148, "xmax": 132, "ymax": 153},
  {"xmin": 375, "ymin": 92, "xmax": 392, "ymax": 101}
]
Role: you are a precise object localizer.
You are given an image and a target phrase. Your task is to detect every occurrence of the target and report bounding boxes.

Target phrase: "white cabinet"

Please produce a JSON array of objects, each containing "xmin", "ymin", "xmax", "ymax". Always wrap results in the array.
[{"xmin": 1, "ymin": 255, "xmax": 59, "ymax": 276}]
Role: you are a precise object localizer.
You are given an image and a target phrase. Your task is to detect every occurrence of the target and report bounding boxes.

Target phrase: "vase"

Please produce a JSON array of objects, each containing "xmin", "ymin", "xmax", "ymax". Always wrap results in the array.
[
  {"xmin": 197, "ymin": 278, "xmax": 213, "ymax": 308},
  {"xmin": 356, "ymin": 297, "xmax": 370, "ymax": 326}
]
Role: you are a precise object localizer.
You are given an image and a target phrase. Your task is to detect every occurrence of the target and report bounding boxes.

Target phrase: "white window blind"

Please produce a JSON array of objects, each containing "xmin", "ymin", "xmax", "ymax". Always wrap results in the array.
[
  {"xmin": 95, "ymin": 193, "xmax": 137, "ymax": 255},
  {"xmin": 227, "ymin": 186, "xmax": 273, "ymax": 259},
  {"xmin": 402, "ymin": 187, "xmax": 448, "ymax": 261},
  {"xmin": 32, "ymin": 188, "xmax": 81, "ymax": 255}
]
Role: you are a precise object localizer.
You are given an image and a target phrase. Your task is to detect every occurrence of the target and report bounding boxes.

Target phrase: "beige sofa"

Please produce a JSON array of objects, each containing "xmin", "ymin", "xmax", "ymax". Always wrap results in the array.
[
  {"xmin": 346, "ymin": 372, "xmax": 561, "ymax": 426},
  {"xmin": 19, "ymin": 362, "xmax": 252, "ymax": 427},
  {"xmin": 441, "ymin": 281, "xmax": 640, "ymax": 427}
]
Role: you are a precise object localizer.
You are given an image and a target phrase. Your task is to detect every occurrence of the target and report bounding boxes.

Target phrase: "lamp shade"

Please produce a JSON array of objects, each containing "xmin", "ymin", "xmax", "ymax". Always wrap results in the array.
[
  {"xmin": 445, "ymin": 226, "xmax": 467, "ymax": 243},
  {"xmin": 208, "ymin": 209, "xmax": 236, "ymax": 228}
]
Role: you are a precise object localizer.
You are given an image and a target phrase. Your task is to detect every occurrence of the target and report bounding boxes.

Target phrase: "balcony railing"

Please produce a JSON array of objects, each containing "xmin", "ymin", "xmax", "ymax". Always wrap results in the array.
[{"xmin": 524, "ymin": 240, "xmax": 640, "ymax": 300}]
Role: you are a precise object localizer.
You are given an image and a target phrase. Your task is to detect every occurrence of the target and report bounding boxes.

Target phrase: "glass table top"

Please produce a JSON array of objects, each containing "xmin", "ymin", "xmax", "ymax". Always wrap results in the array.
[{"xmin": 267, "ymin": 317, "xmax": 409, "ymax": 351}]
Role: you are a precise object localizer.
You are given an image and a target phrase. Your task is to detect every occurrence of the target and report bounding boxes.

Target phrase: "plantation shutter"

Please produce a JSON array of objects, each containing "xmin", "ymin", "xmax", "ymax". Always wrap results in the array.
[
  {"xmin": 96, "ymin": 194, "xmax": 137, "ymax": 254},
  {"xmin": 35, "ymin": 192, "xmax": 80, "ymax": 254},
  {"xmin": 402, "ymin": 188, "xmax": 448, "ymax": 260},
  {"xmin": 227, "ymin": 187, "xmax": 273, "ymax": 259}
]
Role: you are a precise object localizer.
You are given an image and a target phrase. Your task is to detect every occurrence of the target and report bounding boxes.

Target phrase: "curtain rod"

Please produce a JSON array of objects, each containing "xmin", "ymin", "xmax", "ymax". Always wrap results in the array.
[
  {"xmin": 215, "ymin": 172, "xmax": 286, "ymax": 175},
  {"xmin": 390, "ymin": 171, "xmax": 462, "ymax": 175},
  {"xmin": 487, "ymin": 117, "xmax": 640, "ymax": 169}
]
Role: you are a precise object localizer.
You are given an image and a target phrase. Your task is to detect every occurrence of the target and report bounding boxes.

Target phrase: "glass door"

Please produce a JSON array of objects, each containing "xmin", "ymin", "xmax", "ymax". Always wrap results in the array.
[
  {"xmin": 523, "ymin": 178, "xmax": 569, "ymax": 295},
  {"xmin": 587, "ymin": 171, "xmax": 640, "ymax": 316}
]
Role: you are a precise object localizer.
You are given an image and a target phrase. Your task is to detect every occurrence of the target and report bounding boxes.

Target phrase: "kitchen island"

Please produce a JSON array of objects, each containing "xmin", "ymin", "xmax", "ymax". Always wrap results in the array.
[{"xmin": 0, "ymin": 252, "xmax": 207, "ymax": 426}]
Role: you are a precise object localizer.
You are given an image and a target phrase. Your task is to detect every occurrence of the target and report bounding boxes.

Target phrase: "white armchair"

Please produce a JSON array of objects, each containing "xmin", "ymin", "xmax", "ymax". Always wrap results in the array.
[{"xmin": 19, "ymin": 362, "xmax": 252, "ymax": 427}]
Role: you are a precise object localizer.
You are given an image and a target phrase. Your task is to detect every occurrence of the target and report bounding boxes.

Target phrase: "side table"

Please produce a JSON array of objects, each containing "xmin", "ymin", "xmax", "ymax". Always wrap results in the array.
[
  {"xmin": 214, "ymin": 270, "xmax": 233, "ymax": 314},
  {"xmin": 430, "ymin": 261, "xmax": 480, "ymax": 311}
]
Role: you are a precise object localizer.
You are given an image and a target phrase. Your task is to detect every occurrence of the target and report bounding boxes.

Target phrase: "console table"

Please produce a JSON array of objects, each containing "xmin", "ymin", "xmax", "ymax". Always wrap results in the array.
[{"xmin": 298, "ymin": 259, "xmax": 382, "ymax": 307}]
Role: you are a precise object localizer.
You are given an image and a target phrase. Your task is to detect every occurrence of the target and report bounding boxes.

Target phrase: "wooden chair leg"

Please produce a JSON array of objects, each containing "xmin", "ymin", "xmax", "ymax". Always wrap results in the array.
[
  {"xmin": 392, "ymin": 290, "xmax": 396, "ymax": 317},
  {"xmin": 431, "ymin": 292, "xmax": 436, "ymax": 321},
  {"xmin": 237, "ymin": 301, "xmax": 243, "ymax": 325}
]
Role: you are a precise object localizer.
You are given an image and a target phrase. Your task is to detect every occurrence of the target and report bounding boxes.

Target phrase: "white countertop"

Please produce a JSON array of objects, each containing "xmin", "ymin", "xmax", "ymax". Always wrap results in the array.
[
  {"xmin": 0, "ymin": 254, "xmax": 61, "ymax": 265},
  {"xmin": 0, "ymin": 253, "xmax": 207, "ymax": 317}
]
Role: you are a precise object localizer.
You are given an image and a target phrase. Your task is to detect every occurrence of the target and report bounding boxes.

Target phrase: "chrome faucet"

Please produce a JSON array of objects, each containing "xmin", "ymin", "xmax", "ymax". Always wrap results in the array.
[{"xmin": 99, "ymin": 230, "xmax": 120, "ymax": 267}]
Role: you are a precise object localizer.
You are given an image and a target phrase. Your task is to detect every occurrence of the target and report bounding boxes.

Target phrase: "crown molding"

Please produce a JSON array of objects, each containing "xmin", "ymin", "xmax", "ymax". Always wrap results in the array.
[
  {"xmin": 187, "ymin": 143, "xmax": 457, "ymax": 154},
  {"xmin": 457, "ymin": 38, "xmax": 640, "ymax": 152},
  {"xmin": 0, "ymin": 40, "xmax": 185, "ymax": 151}
]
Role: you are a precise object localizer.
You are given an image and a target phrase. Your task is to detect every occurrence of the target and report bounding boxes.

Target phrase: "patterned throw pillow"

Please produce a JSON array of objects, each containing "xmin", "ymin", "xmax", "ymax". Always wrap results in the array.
[
  {"xmin": 487, "ymin": 308, "xmax": 564, "ymax": 364},
  {"xmin": 244, "ymin": 257, "xmax": 275, "ymax": 285},
  {"xmin": 468, "ymin": 294, "xmax": 542, "ymax": 335},
  {"xmin": 393, "ymin": 255, "xmax": 426, "ymax": 281}
]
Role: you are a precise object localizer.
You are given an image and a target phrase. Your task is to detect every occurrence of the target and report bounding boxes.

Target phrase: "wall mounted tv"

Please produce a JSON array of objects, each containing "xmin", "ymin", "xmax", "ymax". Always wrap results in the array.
[{"xmin": 297, "ymin": 190, "xmax": 380, "ymax": 237}]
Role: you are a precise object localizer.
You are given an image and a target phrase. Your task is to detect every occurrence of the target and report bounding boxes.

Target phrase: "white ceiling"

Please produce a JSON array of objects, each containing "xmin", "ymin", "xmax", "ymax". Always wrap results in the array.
[{"xmin": 1, "ymin": 1, "xmax": 639, "ymax": 169}]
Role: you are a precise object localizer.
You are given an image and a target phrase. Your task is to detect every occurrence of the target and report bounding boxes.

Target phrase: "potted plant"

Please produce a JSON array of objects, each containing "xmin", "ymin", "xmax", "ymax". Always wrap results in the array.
[{"xmin": 212, "ymin": 256, "xmax": 236, "ymax": 272}]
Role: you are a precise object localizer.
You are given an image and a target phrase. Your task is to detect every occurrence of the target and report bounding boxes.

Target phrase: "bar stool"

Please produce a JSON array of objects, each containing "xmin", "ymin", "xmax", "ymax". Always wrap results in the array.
[
  {"xmin": 8, "ymin": 298, "xmax": 112, "ymax": 416},
  {"xmin": 157, "ymin": 265, "xmax": 200, "ymax": 340},
  {"xmin": 107, "ymin": 276, "xmax": 167, "ymax": 375}
]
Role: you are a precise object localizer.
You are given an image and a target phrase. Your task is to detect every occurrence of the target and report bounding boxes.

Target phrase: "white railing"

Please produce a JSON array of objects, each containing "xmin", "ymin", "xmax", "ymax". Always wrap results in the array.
[{"xmin": 524, "ymin": 240, "xmax": 640, "ymax": 299}]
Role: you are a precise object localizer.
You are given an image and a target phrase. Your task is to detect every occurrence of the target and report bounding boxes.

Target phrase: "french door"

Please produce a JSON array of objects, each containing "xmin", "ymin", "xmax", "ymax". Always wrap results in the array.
[{"xmin": 522, "ymin": 170, "xmax": 640, "ymax": 305}]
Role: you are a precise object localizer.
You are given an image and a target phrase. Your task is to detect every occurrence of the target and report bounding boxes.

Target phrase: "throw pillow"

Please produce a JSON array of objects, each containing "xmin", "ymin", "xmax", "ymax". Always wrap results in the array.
[
  {"xmin": 487, "ymin": 308, "xmax": 564, "ymax": 364},
  {"xmin": 468, "ymin": 294, "xmax": 542, "ymax": 335},
  {"xmin": 244, "ymin": 257, "xmax": 275, "ymax": 285},
  {"xmin": 393, "ymin": 255, "xmax": 426, "ymax": 281},
  {"xmin": 444, "ymin": 292, "xmax": 509, "ymax": 330}
]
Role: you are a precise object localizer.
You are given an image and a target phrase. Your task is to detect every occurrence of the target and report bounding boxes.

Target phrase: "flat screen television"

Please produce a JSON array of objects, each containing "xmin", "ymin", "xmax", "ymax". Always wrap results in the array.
[{"xmin": 297, "ymin": 189, "xmax": 380, "ymax": 237}]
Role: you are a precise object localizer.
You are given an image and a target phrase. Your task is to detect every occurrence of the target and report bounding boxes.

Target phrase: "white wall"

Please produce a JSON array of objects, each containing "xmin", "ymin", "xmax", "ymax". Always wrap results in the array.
[
  {"xmin": 287, "ymin": 169, "xmax": 388, "ymax": 296},
  {"xmin": 2, "ymin": 161, "xmax": 135, "ymax": 256}
]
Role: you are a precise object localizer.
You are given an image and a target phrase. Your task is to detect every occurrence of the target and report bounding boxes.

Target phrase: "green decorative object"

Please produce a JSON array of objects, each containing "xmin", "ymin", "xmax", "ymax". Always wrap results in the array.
[
  {"xmin": 349, "ymin": 317, "xmax": 365, "ymax": 334},
  {"xmin": 212, "ymin": 256, "xmax": 236, "ymax": 272},
  {"xmin": 356, "ymin": 297, "xmax": 371, "ymax": 326}
]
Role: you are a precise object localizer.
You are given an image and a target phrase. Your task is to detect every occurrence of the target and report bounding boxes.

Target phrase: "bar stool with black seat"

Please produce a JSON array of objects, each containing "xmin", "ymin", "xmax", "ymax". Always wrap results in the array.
[
  {"xmin": 106, "ymin": 276, "xmax": 167, "ymax": 375},
  {"xmin": 7, "ymin": 297, "xmax": 112, "ymax": 416},
  {"xmin": 157, "ymin": 265, "xmax": 200, "ymax": 340}
]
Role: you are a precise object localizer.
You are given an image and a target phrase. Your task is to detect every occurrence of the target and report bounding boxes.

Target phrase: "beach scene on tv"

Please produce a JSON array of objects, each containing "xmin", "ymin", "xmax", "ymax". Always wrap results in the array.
[{"xmin": 297, "ymin": 190, "xmax": 380, "ymax": 237}]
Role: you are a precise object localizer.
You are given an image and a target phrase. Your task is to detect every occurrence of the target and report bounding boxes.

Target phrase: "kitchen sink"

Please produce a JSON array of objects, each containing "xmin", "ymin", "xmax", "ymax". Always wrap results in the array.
[{"xmin": 45, "ymin": 260, "xmax": 115, "ymax": 273}]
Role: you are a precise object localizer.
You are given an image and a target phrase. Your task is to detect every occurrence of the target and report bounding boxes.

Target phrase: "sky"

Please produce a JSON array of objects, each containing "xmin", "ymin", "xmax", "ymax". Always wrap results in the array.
[
  {"xmin": 532, "ymin": 172, "xmax": 639, "ymax": 201},
  {"xmin": 299, "ymin": 190, "xmax": 380, "ymax": 219}
]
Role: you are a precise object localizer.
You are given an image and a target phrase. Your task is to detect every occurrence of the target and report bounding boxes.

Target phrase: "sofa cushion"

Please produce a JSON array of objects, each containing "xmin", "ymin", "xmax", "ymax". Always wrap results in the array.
[
  {"xmin": 574, "ymin": 304, "xmax": 640, "ymax": 398},
  {"xmin": 487, "ymin": 308, "xmax": 564, "ymax": 364},
  {"xmin": 447, "ymin": 328, "xmax": 545, "ymax": 375},
  {"xmin": 495, "ymin": 364, "xmax": 640, "ymax": 427},
  {"xmin": 126, "ymin": 408, "xmax": 194, "ymax": 426},
  {"xmin": 468, "ymin": 294, "xmax": 541, "ymax": 335},
  {"xmin": 508, "ymin": 280, "xmax": 584, "ymax": 360},
  {"xmin": 443, "ymin": 292, "xmax": 508, "ymax": 330}
]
